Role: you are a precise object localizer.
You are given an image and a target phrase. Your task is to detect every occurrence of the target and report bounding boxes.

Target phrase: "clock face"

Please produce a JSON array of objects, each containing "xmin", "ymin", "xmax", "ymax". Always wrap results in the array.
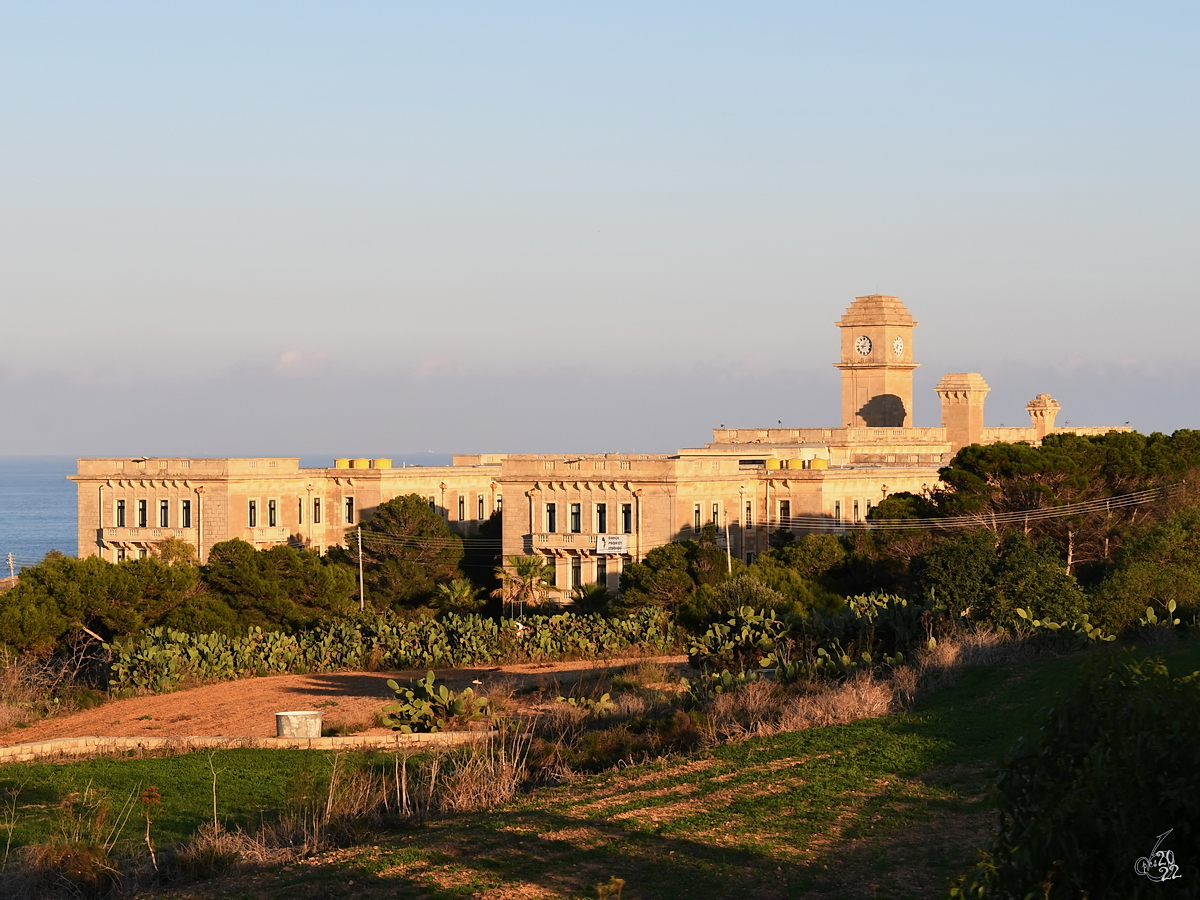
[
  {"xmin": 893, "ymin": 336, "xmax": 904, "ymax": 357},
  {"xmin": 855, "ymin": 335, "xmax": 872, "ymax": 356}
]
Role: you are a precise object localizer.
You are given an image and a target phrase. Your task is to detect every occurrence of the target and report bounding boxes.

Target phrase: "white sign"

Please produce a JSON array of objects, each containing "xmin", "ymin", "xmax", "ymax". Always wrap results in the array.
[{"xmin": 595, "ymin": 535, "xmax": 629, "ymax": 554}]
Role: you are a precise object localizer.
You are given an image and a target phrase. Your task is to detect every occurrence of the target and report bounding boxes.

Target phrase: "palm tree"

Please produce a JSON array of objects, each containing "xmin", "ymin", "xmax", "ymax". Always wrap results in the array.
[
  {"xmin": 570, "ymin": 582, "xmax": 613, "ymax": 615},
  {"xmin": 434, "ymin": 578, "xmax": 484, "ymax": 614},
  {"xmin": 491, "ymin": 555, "xmax": 553, "ymax": 620}
]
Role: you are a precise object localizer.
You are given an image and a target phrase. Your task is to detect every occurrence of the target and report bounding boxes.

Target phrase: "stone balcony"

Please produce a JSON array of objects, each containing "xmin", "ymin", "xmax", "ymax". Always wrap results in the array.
[
  {"xmin": 530, "ymin": 533, "xmax": 633, "ymax": 552},
  {"xmin": 101, "ymin": 527, "xmax": 197, "ymax": 544}
]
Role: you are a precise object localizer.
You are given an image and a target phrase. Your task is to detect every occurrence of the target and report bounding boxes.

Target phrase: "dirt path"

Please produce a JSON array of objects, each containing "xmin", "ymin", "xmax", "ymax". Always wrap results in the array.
[{"xmin": 1, "ymin": 656, "xmax": 687, "ymax": 747}]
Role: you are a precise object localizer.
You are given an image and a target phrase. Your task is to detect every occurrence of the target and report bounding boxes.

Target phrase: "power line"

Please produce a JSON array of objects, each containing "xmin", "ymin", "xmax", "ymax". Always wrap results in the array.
[{"xmin": 777, "ymin": 485, "xmax": 1171, "ymax": 532}]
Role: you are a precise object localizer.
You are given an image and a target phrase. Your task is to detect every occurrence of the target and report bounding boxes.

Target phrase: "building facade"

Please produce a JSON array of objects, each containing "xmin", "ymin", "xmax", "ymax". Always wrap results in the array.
[{"xmin": 70, "ymin": 457, "xmax": 503, "ymax": 562}]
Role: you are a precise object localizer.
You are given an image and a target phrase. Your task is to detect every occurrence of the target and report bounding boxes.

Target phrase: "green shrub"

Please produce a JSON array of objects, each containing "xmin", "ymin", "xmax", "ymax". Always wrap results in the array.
[
  {"xmin": 913, "ymin": 531, "xmax": 1085, "ymax": 629},
  {"xmin": 1092, "ymin": 507, "xmax": 1200, "ymax": 633},
  {"xmin": 381, "ymin": 670, "xmax": 489, "ymax": 733},
  {"xmin": 1014, "ymin": 607, "xmax": 1115, "ymax": 645},
  {"xmin": 686, "ymin": 607, "xmax": 785, "ymax": 675},
  {"xmin": 708, "ymin": 574, "xmax": 790, "ymax": 616},
  {"xmin": 556, "ymin": 693, "xmax": 614, "ymax": 715},
  {"xmin": 617, "ymin": 525, "xmax": 734, "ymax": 615},
  {"xmin": 685, "ymin": 594, "xmax": 940, "ymax": 691},
  {"xmin": 105, "ymin": 608, "xmax": 677, "ymax": 694},
  {"xmin": 952, "ymin": 652, "xmax": 1200, "ymax": 898}
]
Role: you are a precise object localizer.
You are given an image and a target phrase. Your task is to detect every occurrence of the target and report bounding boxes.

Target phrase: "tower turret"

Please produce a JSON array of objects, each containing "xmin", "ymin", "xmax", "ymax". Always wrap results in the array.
[
  {"xmin": 834, "ymin": 295, "xmax": 919, "ymax": 427},
  {"xmin": 936, "ymin": 373, "xmax": 990, "ymax": 453},
  {"xmin": 1026, "ymin": 394, "xmax": 1061, "ymax": 443}
]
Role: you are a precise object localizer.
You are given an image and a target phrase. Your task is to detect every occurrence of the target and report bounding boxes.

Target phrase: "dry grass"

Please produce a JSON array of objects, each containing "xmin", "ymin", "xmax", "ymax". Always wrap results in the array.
[
  {"xmin": 705, "ymin": 680, "xmax": 788, "ymax": 741},
  {"xmin": 435, "ymin": 727, "xmax": 533, "ymax": 812},
  {"xmin": 703, "ymin": 627, "xmax": 1062, "ymax": 744},
  {"xmin": 0, "ymin": 655, "xmax": 61, "ymax": 732},
  {"xmin": 532, "ymin": 701, "xmax": 589, "ymax": 738},
  {"xmin": 899, "ymin": 626, "xmax": 1060, "ymax": 701},
  {"xmin": 0, "ymin": 647, "xmax": 102, "ymax": 734},
  {"xmin": 705, "ymin": 672, "xmax": 897, "ymax": 742},
  {"xmin": 9, "ymin": 841, "xmax": 122, "ymax": 899},
  {"xmin": 780, "ymin": 671, "xmax": 895, "ymax": 730},
  {"xmin": 174, "ymin": 821, "xmax": 277, "ymax": 879},
  {"xmin": 611, "ymin": 660, "xmax": 679, "ymax": 691},
  {"xmin": 479, "ymin": 676, "xmax": 520, "ymax": 715}
]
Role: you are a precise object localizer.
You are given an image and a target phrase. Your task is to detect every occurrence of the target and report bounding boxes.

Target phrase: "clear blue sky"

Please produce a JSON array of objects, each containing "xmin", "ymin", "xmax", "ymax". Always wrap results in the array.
[{"xmin": 1, "ymin": 3, "xmax": 1196, "ymax": 456}]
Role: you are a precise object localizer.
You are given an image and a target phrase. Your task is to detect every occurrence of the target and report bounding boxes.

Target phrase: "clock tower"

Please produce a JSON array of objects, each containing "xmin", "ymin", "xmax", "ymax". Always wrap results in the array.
[{"xmin": 834, "ymin": 294, "xmax": 919, "ymax": 428}]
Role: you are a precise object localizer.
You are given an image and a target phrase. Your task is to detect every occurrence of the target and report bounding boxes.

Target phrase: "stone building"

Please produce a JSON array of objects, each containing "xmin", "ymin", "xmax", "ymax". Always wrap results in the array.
[
  {"xmin": 70, "ymin": 295, "xmax": 1127, "ymax": 596},
  {"xmin": 495, "ymin": 295, "xmax": 1129, "ymax": 597},
  {"xmin": 70, "ymin": 456, "xmax": 503, "ymax": 562}
]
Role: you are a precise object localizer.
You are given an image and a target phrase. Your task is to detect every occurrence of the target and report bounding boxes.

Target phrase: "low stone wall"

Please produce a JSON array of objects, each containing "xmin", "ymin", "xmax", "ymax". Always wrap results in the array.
[{"xmin": 0, "ymin": 731, "xmax": 489, "ymax": 763}]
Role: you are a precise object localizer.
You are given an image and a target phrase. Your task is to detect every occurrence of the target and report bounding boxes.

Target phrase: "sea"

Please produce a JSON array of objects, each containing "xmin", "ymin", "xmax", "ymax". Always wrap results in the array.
[
  {"xmin": 0, "ymin": 454, "xmax": 455, "ymax": 574},
  {"xmin": 0, "ymin": 457, "xmax": 77, "ymax": 573}
]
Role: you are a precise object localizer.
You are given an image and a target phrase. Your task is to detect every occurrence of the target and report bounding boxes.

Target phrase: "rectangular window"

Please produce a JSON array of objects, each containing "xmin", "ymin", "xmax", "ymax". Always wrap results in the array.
[
  {"xmin": 779, "ymin": 500, "xmax": 790, "ymax": 526},
  {"xmin": 571, "ymin": 557, "xmax": 582, "ymax": 588},
  {"xmin": 712, "ymin": 502, "xmax": 720, "ymax": 525},
  {"xmin": 429, "ymin": 495, "xmax": 436, "ymax": 509},
  {"xmin": 268, "ymin": 499, "xmax": 278, "ymax": 528},
  {"xmin": 621, "ymin": 503, "xmax": 633, "ymax": 534},
  {"xmin": 117, "ymin": 547, "xmax": 127, "ymax": 562},
  {"xmin": 865, "ymin": 500, "xmax": 872, "ymax": 516},
  {"xmin": 545, "ymin": 502, "xmax": 557, "ymax": 533},
  {"xmin": 314, "ymin": 498, "xmax": 322, "ymax": 524},
  {"xmin": 180, "ymin": 500, "xmax": 191, "ymax": 529},
  {"xmin": 495, "ymin": 496, "xmax": 502, "ymax": 513},
  {"xmin": 116, "ymin": 499, "xmax": 126, "ymax": 528},
  {"xmin": 137, "ymin": 499, "xmax": 148, "ymax": 528},
  {"xmin": 596, "ymin": 557, "xmax": 608, "ymax": 584},
  {"xmin": 248, "ymin": 500, "xmax": 258, "ymax": 528},
  {"xmin": 570, "ymin": 503, "xmax": 581, "ymax": 533},
  {"xmin": 298, "ymin": 498, "xmax": 303, "ymax": 525},
  {"xmin": 596, "ymin": 503, "xmax": 607, "ymax": 534},
  {"xmin": 139, "ymin": 548, "xmax": 147, "ymax": 559},
  {"xmin": 746, "ymin": 552, "xmax": 755, "ymax": 565},
  {"xmin": 834, "ymin": 501, "xmax": 841, "ymax": 523},
  {"xmin": 458, "ymin": 495, "xmax": 465, "ymax": 520},
  {"xmin": 745, "ymin": 500, "xmax": 753, "ymax": 528},
  {"xmin": 159, "ymin": 500, "xmax": 169, "ymax": 528},
  {"xmin": 345, "ymin": 497, "xmax": 355, "ymax": 525},
  {"xmin": 545, "ymin": 556, "xmax": 556, "ymax": 586},
  {"xmin": 693, "ymin": 504, "xmax": 701, "ymax": 533},
  {"xmin": 478, "ymin": 495, "xmax": 485, "ymax": 520},
  {"xmin": 853, "ymin": 500, "xmax": 860, "ymax": 523}
]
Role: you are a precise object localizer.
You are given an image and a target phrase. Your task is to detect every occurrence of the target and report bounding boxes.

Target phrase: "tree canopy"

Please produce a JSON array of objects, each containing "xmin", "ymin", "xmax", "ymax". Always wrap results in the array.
[
  {"xmin": 346, "ymin": 493, "xmax": 465, "ymax": 611},
  {"xmin": 930, "ymin": 430, "xmax": 1200, "ymax": 570}
]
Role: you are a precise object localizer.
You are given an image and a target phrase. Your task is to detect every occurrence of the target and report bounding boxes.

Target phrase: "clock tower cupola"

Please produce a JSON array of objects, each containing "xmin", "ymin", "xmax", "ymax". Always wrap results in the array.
[{"xmin": 834, "ymin": 294, "xmax": 919, "ymax": 428}]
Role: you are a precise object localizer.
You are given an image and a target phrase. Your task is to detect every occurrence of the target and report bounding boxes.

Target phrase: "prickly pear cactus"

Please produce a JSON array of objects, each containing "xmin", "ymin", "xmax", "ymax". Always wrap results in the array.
[{"xmin": 380, "ymin": 670, "xmax": 490, "ymax": 733}]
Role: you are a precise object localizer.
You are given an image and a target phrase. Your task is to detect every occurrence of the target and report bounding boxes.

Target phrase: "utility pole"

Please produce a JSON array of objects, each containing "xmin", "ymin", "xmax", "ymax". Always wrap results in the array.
[
  {"xmin": 6, "ymin": 553, "xmax": 14, "ymax": 581},
  {"xmin": 357, "ymin": 526, "xmax": 365, "ymax": 611}
]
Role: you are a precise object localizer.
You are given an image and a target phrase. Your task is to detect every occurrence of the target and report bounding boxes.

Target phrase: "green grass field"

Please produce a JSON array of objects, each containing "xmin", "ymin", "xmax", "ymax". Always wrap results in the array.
[
  {"xmin": 3, "ymin": 638, "xmax": 1199, "ymax": 899},
  {"xmin": 0, "ymin": 749, "xmax": 338, "ymax": 849}
]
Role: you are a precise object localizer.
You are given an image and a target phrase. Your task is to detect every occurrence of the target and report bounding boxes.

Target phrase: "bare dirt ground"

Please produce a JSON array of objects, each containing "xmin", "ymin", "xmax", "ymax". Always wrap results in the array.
[{"xmin": 0, "ymin": 656, "xmax": 687, "ymax": 747}]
